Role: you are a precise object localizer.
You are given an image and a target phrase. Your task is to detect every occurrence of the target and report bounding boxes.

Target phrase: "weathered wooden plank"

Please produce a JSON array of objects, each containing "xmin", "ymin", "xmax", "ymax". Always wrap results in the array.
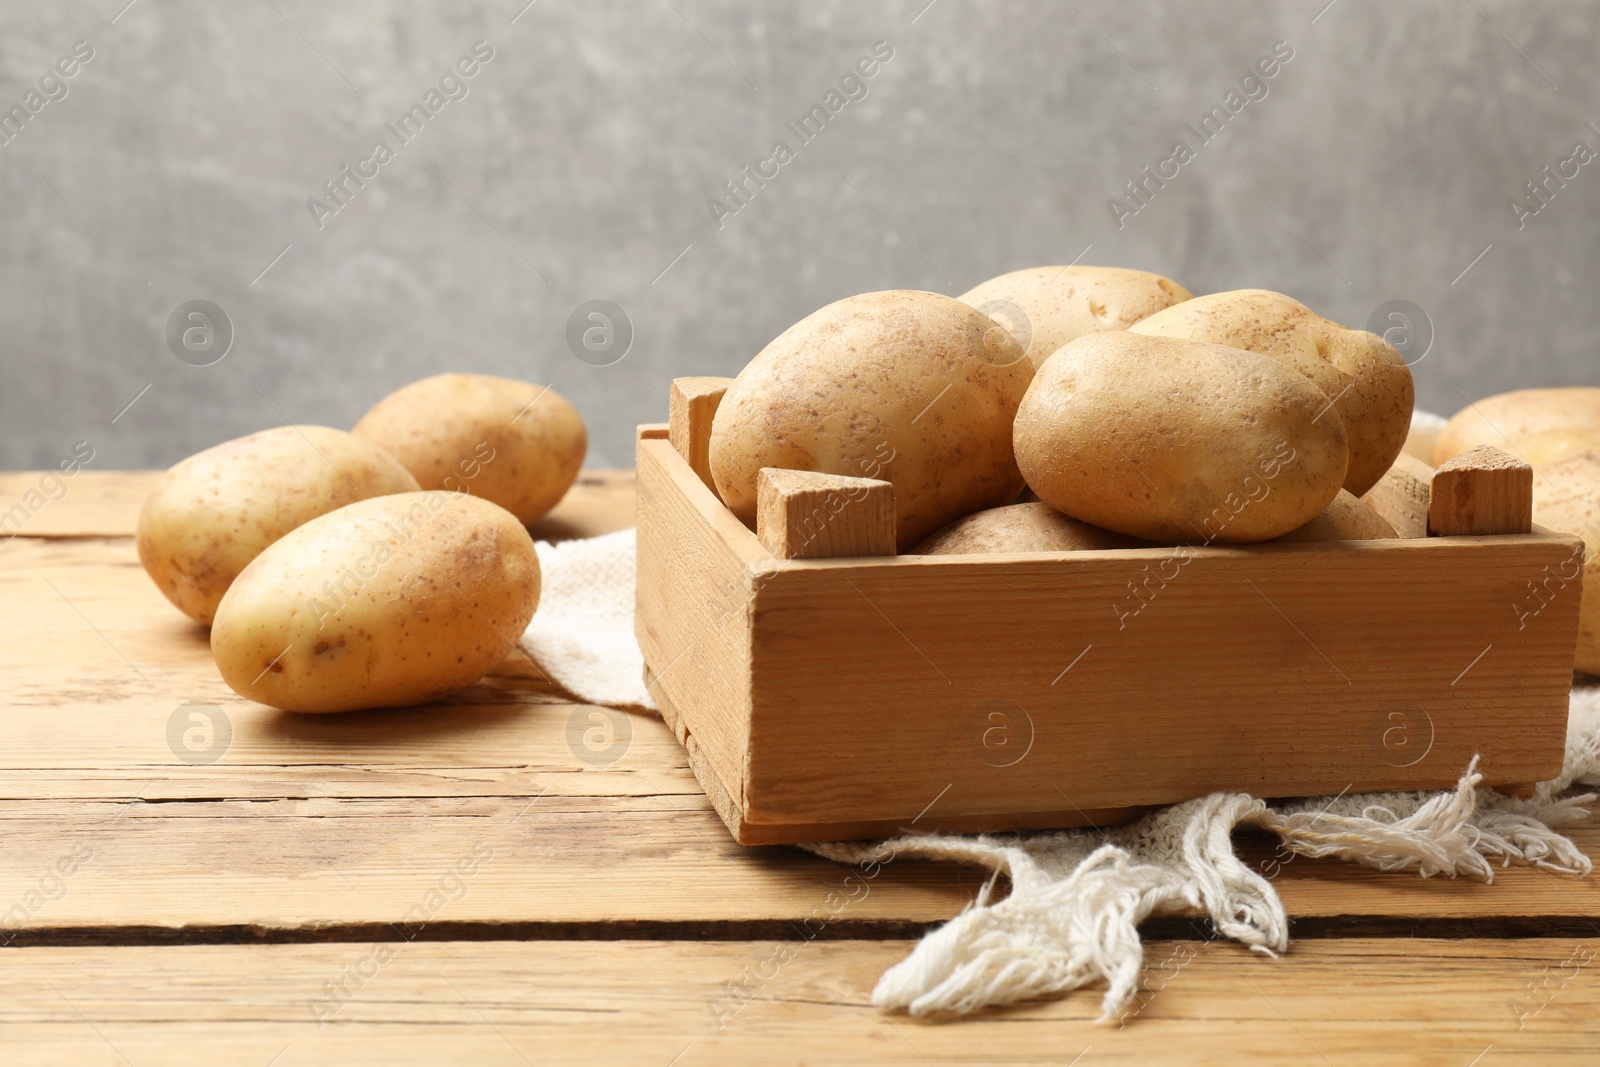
[
  {"xmin": 0, "ymin": 762, "xmax": 1597, "ymax": 931},
  {"xmin": 0, "ymin": 470, "xmax": 636, "ymax": 542},
  {"xmin": 0, "ymin": 531, "xmax": 1597, "ymax": 930},
  {"xmin": 0, "ymin": 940, "xmax": 1595, "ymax": 1065}
]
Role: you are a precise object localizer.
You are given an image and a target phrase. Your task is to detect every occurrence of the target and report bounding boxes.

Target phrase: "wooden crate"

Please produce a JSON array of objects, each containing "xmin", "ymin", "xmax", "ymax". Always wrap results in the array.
[{"xmin": 636, "ymin": 381, "xmax": 1585, "ymax": 845}]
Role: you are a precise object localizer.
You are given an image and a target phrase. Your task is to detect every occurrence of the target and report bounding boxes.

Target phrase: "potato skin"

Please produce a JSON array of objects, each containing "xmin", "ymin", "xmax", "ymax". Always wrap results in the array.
[
  {"xmin": 1518, "ymin": 428, "xmax": 1600, "ymax": 467},
  {"xmin": 1130, "ymin": 289, "xmax": 1413, "ymax": 497},
  {"xmin": 211, "ymin": 492, "xmax": 540, "ymax": 713},
  {"xmin": 958, "ymin": 266, "xmax": 1192, "ymax": 371},
  {"xmin": 353, "ymin": 374, "xmax": 586, "ymax": 526},
  {"xmin": 1014, "ymin": 332, "xmax": 1349, "ymax": 543},
  {"xmin": 137, "ymin": 426, "xmax": 420, "ymax": 625},
  {"xmin": 1273, "ymin": 489, "xmax": 1399, "ymax": 542},
  {"xmin": 1434, "ymin": 388, "xmax": 1600, "ymax": 466},
  {"xmin": 709, "ymin": 290, "xmax": 1034, "ymax": 550},
  {"xmin": 914, "ymin": 503, "xmax": 1147, "ymax": 554},
  {"xmin": 1528, "ymin": 446, "xmax": 1600, "ymax": 674}
]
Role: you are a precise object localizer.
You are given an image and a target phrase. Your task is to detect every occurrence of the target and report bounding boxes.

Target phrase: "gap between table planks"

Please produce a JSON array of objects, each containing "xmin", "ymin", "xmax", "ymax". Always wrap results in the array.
[{"xmin": 3, "ymin": 471, "xmax": 1600, "ymax": 1066}]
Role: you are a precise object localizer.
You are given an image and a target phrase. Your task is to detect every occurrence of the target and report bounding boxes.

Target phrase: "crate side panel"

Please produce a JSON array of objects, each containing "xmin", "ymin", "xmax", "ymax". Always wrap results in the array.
[
  {"xmin": 635, "ymin": 439, "xmax": 755, "ymax": 807},
  {"xmin": 743, "ymin": 536, "xmax": 1583, "ymax": 825}
]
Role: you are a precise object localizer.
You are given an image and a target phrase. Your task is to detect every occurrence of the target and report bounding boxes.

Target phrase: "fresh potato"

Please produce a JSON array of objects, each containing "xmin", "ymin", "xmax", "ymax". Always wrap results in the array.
[
  {"xmin": 1500, "ymin": 426, "xmax": 1600, "ymax": 468},
  {"xmin": 137, "ymin": 426, "xmax": 419, "ymax": 625},
  {"xmin": 1273, "ymin": 489, "xmax": 1399, "ymax": 542},
  {"xmin": 1358, "ymin": 451, "xmax": 1433, "ymax": 539},
  {"xmin": 211, "ymin": 492, "xmax": 540, "ymax": 713},
  {"xmin": 1433, "ymin": 388, "xmax": 1600, "ymax": 466},
  {"xmin": 1129, "ymin": 289, "xmax": 1413, "ymax": 497},
  {"xmin": 914, "ymin": 502, "xmax": 1147, "ymax": 554},
  {"xmin": 709, "ymin": 290, "xmax": 1033, "ymax": 550},
  {"xmin": 1014, "ymin": 332, "xmax": 1348, "ymax": 543},
  {"xmin": 1528, "ymin": 445, "xmax": 1600, "ymax": 674},
  {"xmin": 353, "ymin": 374, "xmax": 586, "ymax": 526},
  {"xmin": 1402, "ymin": 412, "xmax": 1448, "ymax": 465},
  {"xmin": 958, "ymin": 266, "xmax": 1192, "ymax": 370}
]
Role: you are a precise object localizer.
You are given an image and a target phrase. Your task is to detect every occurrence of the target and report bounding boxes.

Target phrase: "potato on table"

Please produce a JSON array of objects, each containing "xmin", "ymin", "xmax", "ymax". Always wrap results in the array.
[
  {"xmin": 1434, "ymin": 389, "xmax": 1600, "ymax": 466},
  {"xmin": 1518, "ymin": 428, "xmax": 1600, "ymax": 467},
  {"xmin": 137, "ymin": 426, "xmax": 419, "ymax": 624},
  {"xmin": 354, "ymin": 373, "xmax": 586, "ymax": 526},
  {"xmin": 1528, "ymin": 443, "xmax": 1600, "ymax": 675},
  {"xmin": 1130, "ymin": 289, "xmax": 1413, "ymax": 497},
  {"xmin": 709, "ymin": 290, "xmax": 1034, "ymax": 551},
  {"xmin": 958, "ymin": 265, "xmax": 1192, "ymax": 371},
  {"xmin": 211, "ymin": 492, "xmax": 541, "ymax": 713},
  {"xmin": 1014, "ymin": 331, "xmax": 1349, "ymax": 543}
]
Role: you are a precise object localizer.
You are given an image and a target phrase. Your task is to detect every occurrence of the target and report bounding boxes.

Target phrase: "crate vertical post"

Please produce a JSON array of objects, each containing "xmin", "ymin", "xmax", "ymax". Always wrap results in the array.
[
  {"xmin": 1429, "ymin": 446, "xmax": 1534, "ymax": 536},
  {"xmin": 668, "ymin": 377, "xmax": 732, "ymax": 493}
]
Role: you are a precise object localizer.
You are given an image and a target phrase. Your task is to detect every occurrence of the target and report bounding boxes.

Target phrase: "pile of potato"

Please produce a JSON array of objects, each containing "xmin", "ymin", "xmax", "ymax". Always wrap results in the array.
[
  {"xmin": 708, "ymin": 270, "xmax": 1415, "ymax": 555},
  {"xmin": 710, "ymin": 269, "xmax": 1600, "ymax": 674},
  {"xmin": 137, "ymin": 374, "xmax": 586, "ymax": 712},
  {"xmin": 1432, "ymin": 387, "xmax": 1600, "ymax": 673}
]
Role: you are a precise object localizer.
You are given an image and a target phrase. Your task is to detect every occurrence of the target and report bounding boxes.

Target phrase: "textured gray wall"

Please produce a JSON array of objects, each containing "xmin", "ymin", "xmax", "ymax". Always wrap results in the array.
[{"xmin": 3, "ymin": 0, "xmax": 1598, "ymax": 472}]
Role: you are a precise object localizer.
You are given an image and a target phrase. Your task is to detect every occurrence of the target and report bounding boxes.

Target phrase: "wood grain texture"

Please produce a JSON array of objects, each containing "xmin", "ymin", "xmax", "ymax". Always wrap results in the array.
[
  {"xmin": 636, "ymin": 435, "xmax": 765, "ymax": 821},
  {"xmin": 3, "ymin": 940, "xmax": 1598, "ymax": 1066},
  {"xmin": 744, "ymin": 539, "xmax": 1580, "ymax": 832},
  {"xmin": 4, "ymin": 469, "xmax": 1599, "ymax": 1061},
  {"xmin": 1, "ymin": 485, "xmax": 1592, "ymax": 931},
  {"xmin": 1430, "ymin": 445, "xmax": 1535, "ymax": 536},
  {"xmin": 1, "ymin": 471, "xmax": 1593, "ymax": 928},
  {"xmin": 668, "ymin": 376, "xmax": 732, "ymax": 494},
  {"xmin": 1361, "ymin": 451, "xmax": 1433, "ymax": 538},
  {"xmin": 0, "ymin": 470, "xmax": 637, "ymax": 544},
  {"xmin": 756, "ymin": 468, "xmax": 896, "ymax": 560}
]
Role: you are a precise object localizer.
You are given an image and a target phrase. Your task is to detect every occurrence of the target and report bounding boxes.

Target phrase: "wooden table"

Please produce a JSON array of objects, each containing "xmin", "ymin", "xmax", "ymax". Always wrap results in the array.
[{"xmin": 3, "ymin": 471, "xmax": 1597, "ymax": 1065}]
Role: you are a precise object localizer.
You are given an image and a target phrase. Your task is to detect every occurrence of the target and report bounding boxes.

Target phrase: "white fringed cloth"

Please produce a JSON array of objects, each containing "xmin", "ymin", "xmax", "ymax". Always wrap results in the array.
[{"xmin": 519, "ymin": 413, "xmax": 1598, "ymax": 1025}]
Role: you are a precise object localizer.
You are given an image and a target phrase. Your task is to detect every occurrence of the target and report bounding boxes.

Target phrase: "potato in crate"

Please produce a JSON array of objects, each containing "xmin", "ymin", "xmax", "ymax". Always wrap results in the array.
[{"xmin": 637, "ymin": 284, "xmax": 1584, "ymax": 845}]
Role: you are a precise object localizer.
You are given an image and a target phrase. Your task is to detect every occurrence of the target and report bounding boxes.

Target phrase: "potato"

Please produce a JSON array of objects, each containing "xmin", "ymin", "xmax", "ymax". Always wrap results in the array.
[
  {"xmin": 137, "ymin": 426, "xmax": 419, "ymax": 625},
  {"xmin": 1518, "ymin": 428, "xmax": 1600, "ymax": 468},
  {"xmin": 1402, "ymin": 411, "xmax": 1448, "ymax": 465},
  {"xmin": 1129, "ymin": 289, "xmax": 1413, "ymax": 497},
  {"xmin": 353, "ymin": 374, "xmax": 586, "ymax": 526},
  {"xmin": 958, "ymin": 266, "xmax": 1192, "ymax": 370},
  {"xmin": 1528, "ymin": 446, "xmax": 1600, "ymax": 674},
  {"xmin": 211, "ymin": 492, "xmax": 540, "ymax": 713},
  {"xmin": 914, "ymin": 502, "xmax": 1147, "ymax": 554},
  {"xmin": 1014, "ymin": 332, "xmax": 1348, "ymax": 543},
  {"xmin": 1433, "ymin": 387, "xmax": 1600, "ymax": 466},
  {"xmin": 1273, "ymin": 489, "xmax": 1399, "ymax": 542},
  {"xmin": 709, "ymin": 290, "xmax": 1033, "ymax": 550}
]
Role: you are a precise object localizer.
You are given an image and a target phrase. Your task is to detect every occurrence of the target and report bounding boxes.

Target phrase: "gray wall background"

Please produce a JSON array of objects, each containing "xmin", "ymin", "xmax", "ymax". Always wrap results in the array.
[{"xmin": 3, "ymin": 0, "xmax": 1598, "ymax": 471}]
